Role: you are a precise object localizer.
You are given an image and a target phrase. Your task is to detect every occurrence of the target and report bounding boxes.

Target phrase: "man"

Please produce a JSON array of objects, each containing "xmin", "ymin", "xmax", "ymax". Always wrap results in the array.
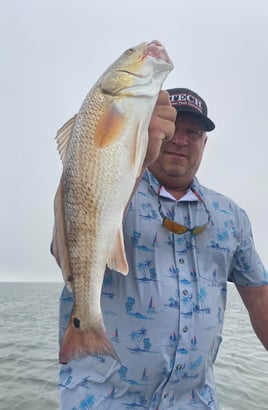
[{"xmin": 56, "ymin": 88, "xmax": 268, "ymax": 409}]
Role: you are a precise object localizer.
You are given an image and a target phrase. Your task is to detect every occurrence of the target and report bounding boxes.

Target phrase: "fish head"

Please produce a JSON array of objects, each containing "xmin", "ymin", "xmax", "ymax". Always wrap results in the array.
[{"xmin": 99, "ymin": 40, "xmax": 173, "ymax": 98}]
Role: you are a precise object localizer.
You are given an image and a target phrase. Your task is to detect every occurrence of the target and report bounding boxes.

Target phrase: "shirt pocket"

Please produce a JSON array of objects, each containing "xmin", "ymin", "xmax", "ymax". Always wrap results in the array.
[{"xmin": 194, "ymin": 226, "xmax": 237, "ymax": 287}]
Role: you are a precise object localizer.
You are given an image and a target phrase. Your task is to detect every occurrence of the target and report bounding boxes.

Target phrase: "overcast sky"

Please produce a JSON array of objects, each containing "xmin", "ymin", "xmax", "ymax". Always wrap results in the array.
[{"xmin": 1, "ymin": 0, "xmax": 268, "ymax": 282}]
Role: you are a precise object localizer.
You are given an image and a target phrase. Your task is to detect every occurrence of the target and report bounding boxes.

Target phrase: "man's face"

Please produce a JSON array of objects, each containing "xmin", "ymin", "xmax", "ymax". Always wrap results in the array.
[{"xmin": 149, "ymin": 113, "xmax": 207, "ymax": 187}]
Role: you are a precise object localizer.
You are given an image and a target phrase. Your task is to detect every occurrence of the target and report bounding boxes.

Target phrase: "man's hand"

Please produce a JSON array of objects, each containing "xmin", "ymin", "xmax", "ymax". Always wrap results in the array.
[{"xmin": 143, "ymin": 90, "xmax": 176, "ymax": 168}]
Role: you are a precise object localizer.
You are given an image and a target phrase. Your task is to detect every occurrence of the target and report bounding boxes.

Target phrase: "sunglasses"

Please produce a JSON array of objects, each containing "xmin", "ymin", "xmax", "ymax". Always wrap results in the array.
[{"xmin": 157, "ymin": 187, "xmax": 211, "ymax": 236}]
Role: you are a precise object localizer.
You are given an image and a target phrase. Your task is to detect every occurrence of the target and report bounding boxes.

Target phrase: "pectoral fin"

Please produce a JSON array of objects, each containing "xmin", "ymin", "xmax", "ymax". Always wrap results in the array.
[
  {"xmin": 94, "ymin": 101, "xmax": 127, "ymax": 148},
  {"xmin": 131, "ymin": 120, "xmax": 148, "ymax": 176}
]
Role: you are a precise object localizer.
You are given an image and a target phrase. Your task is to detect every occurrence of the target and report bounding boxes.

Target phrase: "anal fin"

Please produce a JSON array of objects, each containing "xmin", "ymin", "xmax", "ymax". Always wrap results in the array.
[{"xmin": 107, "ymin": 224, "xmax": 128, "ymax": 275}]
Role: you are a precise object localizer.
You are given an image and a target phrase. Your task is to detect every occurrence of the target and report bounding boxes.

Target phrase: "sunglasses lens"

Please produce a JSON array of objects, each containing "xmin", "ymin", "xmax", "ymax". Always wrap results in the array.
[
  {"xmin": 163, "ymin": 218, "xmax": 188, "ymax": 235},
  {"xmin": 192, "ymin": 224, "xmax": 207, "ymax": 236},
  {"xmin": 158, "ymin": 189, "xmax": 210, "ymax": 236}
]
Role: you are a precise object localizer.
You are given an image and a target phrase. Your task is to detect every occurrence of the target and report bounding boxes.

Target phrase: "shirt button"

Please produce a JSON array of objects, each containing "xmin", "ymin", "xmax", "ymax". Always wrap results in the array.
[
  {"xmin": 179, "ymin": 258, "xmax": 184, "ymax": 264},
  {"xmin": 182, "ymin": 289, "xmax": 188, "ymax": 296},
  {"xmin": 183, "ymin": 326, "xmax": 188, "ymax": 332}
]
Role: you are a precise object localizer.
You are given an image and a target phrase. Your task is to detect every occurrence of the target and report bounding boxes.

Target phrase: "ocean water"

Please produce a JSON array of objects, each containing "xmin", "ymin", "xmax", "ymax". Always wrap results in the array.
[{"xmin": 0, "ymin": 282, "xmax": 267, "ymax": 410}]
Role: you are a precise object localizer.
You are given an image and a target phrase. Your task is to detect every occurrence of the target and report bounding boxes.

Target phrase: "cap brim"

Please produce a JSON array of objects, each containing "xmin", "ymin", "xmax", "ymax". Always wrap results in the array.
[
  {"xmin": 195, "ymin": 113, "xmax": 215, "ymax": 132},
  {"xmin": 175, "ymin": 107, "xmax": 215, "ymax": 131}
]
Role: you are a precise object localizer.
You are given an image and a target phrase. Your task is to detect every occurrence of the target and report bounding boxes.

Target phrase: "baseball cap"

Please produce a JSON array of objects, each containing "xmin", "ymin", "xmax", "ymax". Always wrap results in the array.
[{"xmin": 167, "ymin": 88, "xmax": 215, "ymax": 131}]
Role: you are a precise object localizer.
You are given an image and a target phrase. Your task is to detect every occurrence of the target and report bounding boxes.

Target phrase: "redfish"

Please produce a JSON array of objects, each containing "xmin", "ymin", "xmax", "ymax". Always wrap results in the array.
[{"xmin": 51, "ymin": 40, "xmax": 173, "ymax": 364}]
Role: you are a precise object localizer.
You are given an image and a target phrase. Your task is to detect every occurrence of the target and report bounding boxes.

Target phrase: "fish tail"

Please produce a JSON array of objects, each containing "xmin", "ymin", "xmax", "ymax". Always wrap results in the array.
[{"xmin": 59, "ymin": 322, "xmax": 119, "ymax": 364}]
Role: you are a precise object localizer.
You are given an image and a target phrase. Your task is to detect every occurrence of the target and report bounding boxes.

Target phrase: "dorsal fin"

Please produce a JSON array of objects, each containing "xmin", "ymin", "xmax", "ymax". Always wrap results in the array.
[{"xmin": 55, "ymin": 114, "xmax": 77, "ymax": 161}]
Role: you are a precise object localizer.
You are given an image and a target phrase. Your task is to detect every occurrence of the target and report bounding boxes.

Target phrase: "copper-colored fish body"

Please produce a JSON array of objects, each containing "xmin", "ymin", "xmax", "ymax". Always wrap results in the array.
[{"xmin": 52, "ymin": 40, "xmax": 173, "ymax": 364}]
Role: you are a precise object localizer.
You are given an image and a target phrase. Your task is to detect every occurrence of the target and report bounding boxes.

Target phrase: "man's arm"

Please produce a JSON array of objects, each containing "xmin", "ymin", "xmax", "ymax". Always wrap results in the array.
[{"xmin": 236, "ymin": 283, "xmax": 268, "ymax": 350}]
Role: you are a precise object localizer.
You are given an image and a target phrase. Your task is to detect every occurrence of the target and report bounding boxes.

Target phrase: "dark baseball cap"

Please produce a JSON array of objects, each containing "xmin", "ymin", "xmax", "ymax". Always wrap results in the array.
[{"xmin": 167, "ymin": 88, "xmax": 215, "ymax": 131}]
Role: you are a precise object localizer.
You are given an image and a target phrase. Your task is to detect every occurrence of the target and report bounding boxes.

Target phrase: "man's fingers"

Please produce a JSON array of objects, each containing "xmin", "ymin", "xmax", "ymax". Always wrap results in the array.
[
  {"xmin": 144, "ymin": 90, "xmax": 176, "ymax": 168},
  {"xmin": 149, "ymin": 112, "xmax": 176, "ymax": 141},
  {"xmin": 153, "ymin": 91, "xmax": 177, "ymax": 122},
  {"xmin": 156, "ymin": 90, "xmax": 171, "ymax": 105},
  {"xmin": 162, "ymin": 119, "xmax": 175, "ymax": 141},
  {"xmin": 154, "ymin": 105, "xmax": 177, "ymax": 123}
]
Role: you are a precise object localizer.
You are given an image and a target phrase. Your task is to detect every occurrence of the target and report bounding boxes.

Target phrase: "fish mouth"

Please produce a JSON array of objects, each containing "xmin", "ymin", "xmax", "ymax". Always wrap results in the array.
[
  {"xmin": 146, "ymin": 40, "xmax": 173, "ymax": 66},
  {"xmin": 117, "ymin": 40, "xmax": 173, "ymax": 78}
]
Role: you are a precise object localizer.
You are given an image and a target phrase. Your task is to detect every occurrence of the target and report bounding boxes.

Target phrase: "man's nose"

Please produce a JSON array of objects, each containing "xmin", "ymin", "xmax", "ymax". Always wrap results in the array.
[{"xmin": 171, "ymin": 130, "xmax": 189, "ymax": 144}]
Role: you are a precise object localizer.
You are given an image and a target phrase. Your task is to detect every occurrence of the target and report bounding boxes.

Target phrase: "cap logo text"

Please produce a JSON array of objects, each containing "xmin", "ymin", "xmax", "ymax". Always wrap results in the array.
[{"xmin": 169, "ymin": 93, "xmax": 203, "ymax": 113}]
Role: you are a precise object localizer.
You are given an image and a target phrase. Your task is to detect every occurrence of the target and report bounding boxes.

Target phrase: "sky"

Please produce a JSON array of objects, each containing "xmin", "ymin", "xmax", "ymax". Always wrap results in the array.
[{"xmin": 1, "ymin": 0, "xmax": 268, "ymax": 282}]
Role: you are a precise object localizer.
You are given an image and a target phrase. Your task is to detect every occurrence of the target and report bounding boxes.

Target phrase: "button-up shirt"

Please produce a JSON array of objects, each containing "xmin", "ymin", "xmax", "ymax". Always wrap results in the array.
[{"xmin": 59, "ymin": 169, "xmax": 268, "ymax": 409}]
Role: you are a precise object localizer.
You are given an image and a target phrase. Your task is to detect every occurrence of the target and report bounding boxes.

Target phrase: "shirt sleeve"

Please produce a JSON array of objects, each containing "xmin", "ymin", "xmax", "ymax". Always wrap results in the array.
[{"xmin": 228, "ymin": 209, "xmax": 268, "ymax": 286}]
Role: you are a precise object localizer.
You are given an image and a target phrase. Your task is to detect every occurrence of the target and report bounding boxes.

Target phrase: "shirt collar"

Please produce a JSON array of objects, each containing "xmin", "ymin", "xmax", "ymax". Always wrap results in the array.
[
  {"xmin": 142, "ymin": 169, "xmax": 204, "ymax": 202},
  {"xmin": 159, "ymin": 185, "xmax": 197, "ymax": 201}
]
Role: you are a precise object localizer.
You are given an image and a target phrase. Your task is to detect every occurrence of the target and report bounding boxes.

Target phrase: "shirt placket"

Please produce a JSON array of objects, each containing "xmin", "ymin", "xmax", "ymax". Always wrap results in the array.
[{"xmin": 159, "ymin": 200, "xmax": 195, "ymax": 405}]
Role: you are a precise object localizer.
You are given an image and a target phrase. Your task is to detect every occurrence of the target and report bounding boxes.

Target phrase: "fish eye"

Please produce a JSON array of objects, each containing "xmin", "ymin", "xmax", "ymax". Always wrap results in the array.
[{"xmin": 126, "ymin": 47, "xmax": 136, "ymax": 54}]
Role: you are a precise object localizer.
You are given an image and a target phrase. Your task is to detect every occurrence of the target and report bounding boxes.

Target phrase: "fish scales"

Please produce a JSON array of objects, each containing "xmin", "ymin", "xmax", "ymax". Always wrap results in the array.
[{"xmin": 52, "ymin": 40, "xmax": 173, "ymax": 364}]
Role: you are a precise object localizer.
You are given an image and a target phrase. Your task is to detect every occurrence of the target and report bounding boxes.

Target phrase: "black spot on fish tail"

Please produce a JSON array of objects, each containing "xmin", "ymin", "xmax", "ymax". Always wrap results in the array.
[{"xmin": 73, "ymin": 317, "xmax": 80, "ymax": 329}]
